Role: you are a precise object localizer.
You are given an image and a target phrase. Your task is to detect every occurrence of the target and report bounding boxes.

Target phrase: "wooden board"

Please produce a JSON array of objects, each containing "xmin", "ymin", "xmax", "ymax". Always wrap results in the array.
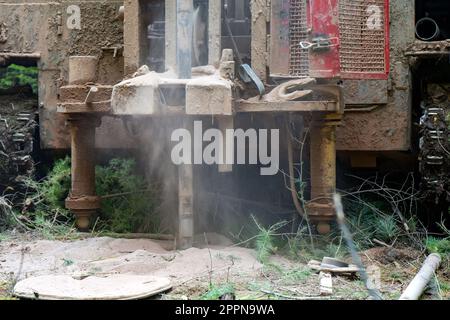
[
  {"xmin": 270, "ymin": 0, "xmax": 291, "ymax": 75},
  {"xmin": 13, "ymin": 275, "xmax": 172, "ymax": 300},
  {"xmin": 236, "ymin": 100, "xmax": 338, "ymax": 113}
]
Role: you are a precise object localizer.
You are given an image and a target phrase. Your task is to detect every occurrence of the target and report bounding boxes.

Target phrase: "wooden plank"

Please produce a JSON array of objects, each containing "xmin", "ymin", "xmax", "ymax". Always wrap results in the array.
[
  {"xmin": 270, "ymin": 0, "xmax": 290, "ymax": 75},
  {"xmin": 57, "ymin": 101, "xmax": 111, "ymax": 114},
  {"xmin": 236, "ymin": 100, "xmax": 338, "ymax": 113},
  {"xmin": 208, "ymin": 0, "xmax": 222, "ymax": 66},
  {"xmin": 405, "ymin": 51, "xmax": 450, "ymax": 57},
  {"xmin": 251, "ymin": 0, "xmax": 268, "ymax": 82},
  {"xmin": 124, "ymin": 0, "xmax": 141, "ymax": 75},
  {"xmin": 308, "ymin": 260, "xmax": 359, "ymax": 274},
  {"xmin": 0, "ymin": 52, "xmax": 41, "ymax": 59}
]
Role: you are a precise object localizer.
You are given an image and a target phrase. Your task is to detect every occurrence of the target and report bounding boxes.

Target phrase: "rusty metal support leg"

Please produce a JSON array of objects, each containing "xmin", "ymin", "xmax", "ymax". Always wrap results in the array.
[
  {"xmin": 62, "ymin": 55, "xmax": 101, "ymax": 230},
  {"xmin": 65, "ymin": 115, "xmax": 100, "ymax": 231},
  {"xmin": 307, "ymin": 114, "xmax": 341, "ymax": 234}
]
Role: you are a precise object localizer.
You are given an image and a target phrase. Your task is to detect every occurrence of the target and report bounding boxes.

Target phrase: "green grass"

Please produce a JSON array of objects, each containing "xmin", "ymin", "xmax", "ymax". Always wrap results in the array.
[
  {"xmin": 439, "ymin": 280, "xmax": 450, "ymax": 294},
  {"xmin": 200, "ymin": 283, "xmax": 235, "ymax": 300},
  {"xmin": 0, "ymin": 279, "xmax": 15, "ymax": 300},
  {"xmin": 375, "ymin": 215, "xmax": 399, "ymax": 242},
  {"xmin": 280, "ymin": 266, "xmax": 313, "ymax": 284},
  {"xmin": 0, "ymin": 233, "xmax": 9, "ymax": 241},
  {"xmin": 252, "ymin": 216, "xmax": 289, "ymax": 264},
  {"xmin": 0, "ymin": 197, "xmax": 14, "ymax": 233},
  {"xmin": 425, "ymin": 237, "xmax": 450, "ymax": 256},
  {"xmin": 260, "ymin": 262, "xmax": 315, "ymax": 288},
  {"xmin": 62, "ymin": 258, "xmax": 74, "ymax": 267},
  {"xmin": 95, "ymin": 158, "xmax": 161, "ymax": 233}
]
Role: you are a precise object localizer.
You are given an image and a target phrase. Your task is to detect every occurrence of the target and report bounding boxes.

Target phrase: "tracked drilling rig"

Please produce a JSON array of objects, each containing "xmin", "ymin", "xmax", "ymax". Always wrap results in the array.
[{"xmin": 0, "ymin": 0, "xmax": 448, "ymax": 246}]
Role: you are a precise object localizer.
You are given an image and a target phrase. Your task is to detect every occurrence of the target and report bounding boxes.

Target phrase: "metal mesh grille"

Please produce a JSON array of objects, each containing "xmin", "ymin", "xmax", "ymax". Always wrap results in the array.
[
  {"xmin": 289, "ymin": 0, "xmax": 309, "ymax": 77},
  {"xmin": 339, "ymin": 0, "xmax": 386, "ymax": 74}
]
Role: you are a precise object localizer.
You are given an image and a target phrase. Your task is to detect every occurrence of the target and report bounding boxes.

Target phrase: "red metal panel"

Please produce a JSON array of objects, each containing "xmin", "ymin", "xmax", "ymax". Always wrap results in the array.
[
  {"xmin": 270, "ymin": 0, "xmax": 310, "ymax": 77},
  {"xmin": 289, "ymin": 0, "xmax": 310, "ymax": 77},
  {"xmin": 308, "ymin": 0, "xmax": 341, "ymax": 78},
  {"xmin": 308, "ymin": 0, "xmax": 389, "ymax": 79}
]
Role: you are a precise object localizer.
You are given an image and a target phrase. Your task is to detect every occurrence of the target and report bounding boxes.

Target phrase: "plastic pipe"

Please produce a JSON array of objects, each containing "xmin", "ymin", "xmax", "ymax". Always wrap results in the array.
[{"xmin": 399, "ymin": 253, "xmax": 442, "ymax": 300}]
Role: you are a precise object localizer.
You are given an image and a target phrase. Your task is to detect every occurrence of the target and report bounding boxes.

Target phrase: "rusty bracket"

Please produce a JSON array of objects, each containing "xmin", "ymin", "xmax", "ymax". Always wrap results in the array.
[
  {"xmin": 311, "ymin": 84, "xmax": 345, "ymax": 114},
  {"xmin": 300, "ymin": 37, "xmax": 339, "ymax": 51}
]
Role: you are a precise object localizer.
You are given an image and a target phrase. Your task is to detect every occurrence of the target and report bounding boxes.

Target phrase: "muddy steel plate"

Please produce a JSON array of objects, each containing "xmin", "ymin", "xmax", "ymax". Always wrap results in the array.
[{"xmin": 13, "ymin": 274, "xmax": 172, "ymax": 300}]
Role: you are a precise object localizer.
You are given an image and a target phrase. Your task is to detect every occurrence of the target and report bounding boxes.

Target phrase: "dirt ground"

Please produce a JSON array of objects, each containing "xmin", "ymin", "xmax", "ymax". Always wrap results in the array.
[{"xmin": 0, "ymin": 233, "xmax": 448, "ymax": 300}]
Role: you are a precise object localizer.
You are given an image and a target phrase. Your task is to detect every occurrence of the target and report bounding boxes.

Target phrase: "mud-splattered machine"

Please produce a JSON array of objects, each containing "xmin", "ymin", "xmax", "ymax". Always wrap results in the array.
[{"xmin": 0, "ymin": 0, "xmax": 448, "ymax": 246}]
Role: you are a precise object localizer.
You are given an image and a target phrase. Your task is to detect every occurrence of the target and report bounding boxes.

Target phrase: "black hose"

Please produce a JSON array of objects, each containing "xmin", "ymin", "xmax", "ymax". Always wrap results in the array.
[{"xmin": 415, "ymin": 17, "xmax": 440, "ymax": 41}]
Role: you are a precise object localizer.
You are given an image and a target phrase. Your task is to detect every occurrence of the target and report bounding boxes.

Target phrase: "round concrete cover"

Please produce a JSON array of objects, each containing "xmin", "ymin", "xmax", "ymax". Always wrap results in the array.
[{"xmin": 13, "ymin": 275, "xmax": 172, "ymax": 300}]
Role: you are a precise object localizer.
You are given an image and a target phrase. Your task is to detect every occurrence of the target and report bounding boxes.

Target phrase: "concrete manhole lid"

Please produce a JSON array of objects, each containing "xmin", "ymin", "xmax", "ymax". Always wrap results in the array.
[{"xmin": 13, "ymin": 274, "xmax": 172, "ymax": 300}]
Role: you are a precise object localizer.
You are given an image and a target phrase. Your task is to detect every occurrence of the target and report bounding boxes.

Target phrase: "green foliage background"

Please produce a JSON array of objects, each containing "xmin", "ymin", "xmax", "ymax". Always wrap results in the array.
[
  {"xmin": 95, "ymin": 158, "xmax": 161, "ymax": 233},
  {"xmin": 0, "ymin": 64, "xmax": 38, "ymax": 94},
  {"xmin": 24, "ymin": 157, "xmax": 161, "ymax": 234}
]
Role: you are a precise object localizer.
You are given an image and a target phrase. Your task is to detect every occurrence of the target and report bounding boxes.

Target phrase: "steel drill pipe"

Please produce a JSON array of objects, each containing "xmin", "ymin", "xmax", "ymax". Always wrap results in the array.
[{"xmin": 176, "ymin": 0, "xmax": 195, "ymax": 249}]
